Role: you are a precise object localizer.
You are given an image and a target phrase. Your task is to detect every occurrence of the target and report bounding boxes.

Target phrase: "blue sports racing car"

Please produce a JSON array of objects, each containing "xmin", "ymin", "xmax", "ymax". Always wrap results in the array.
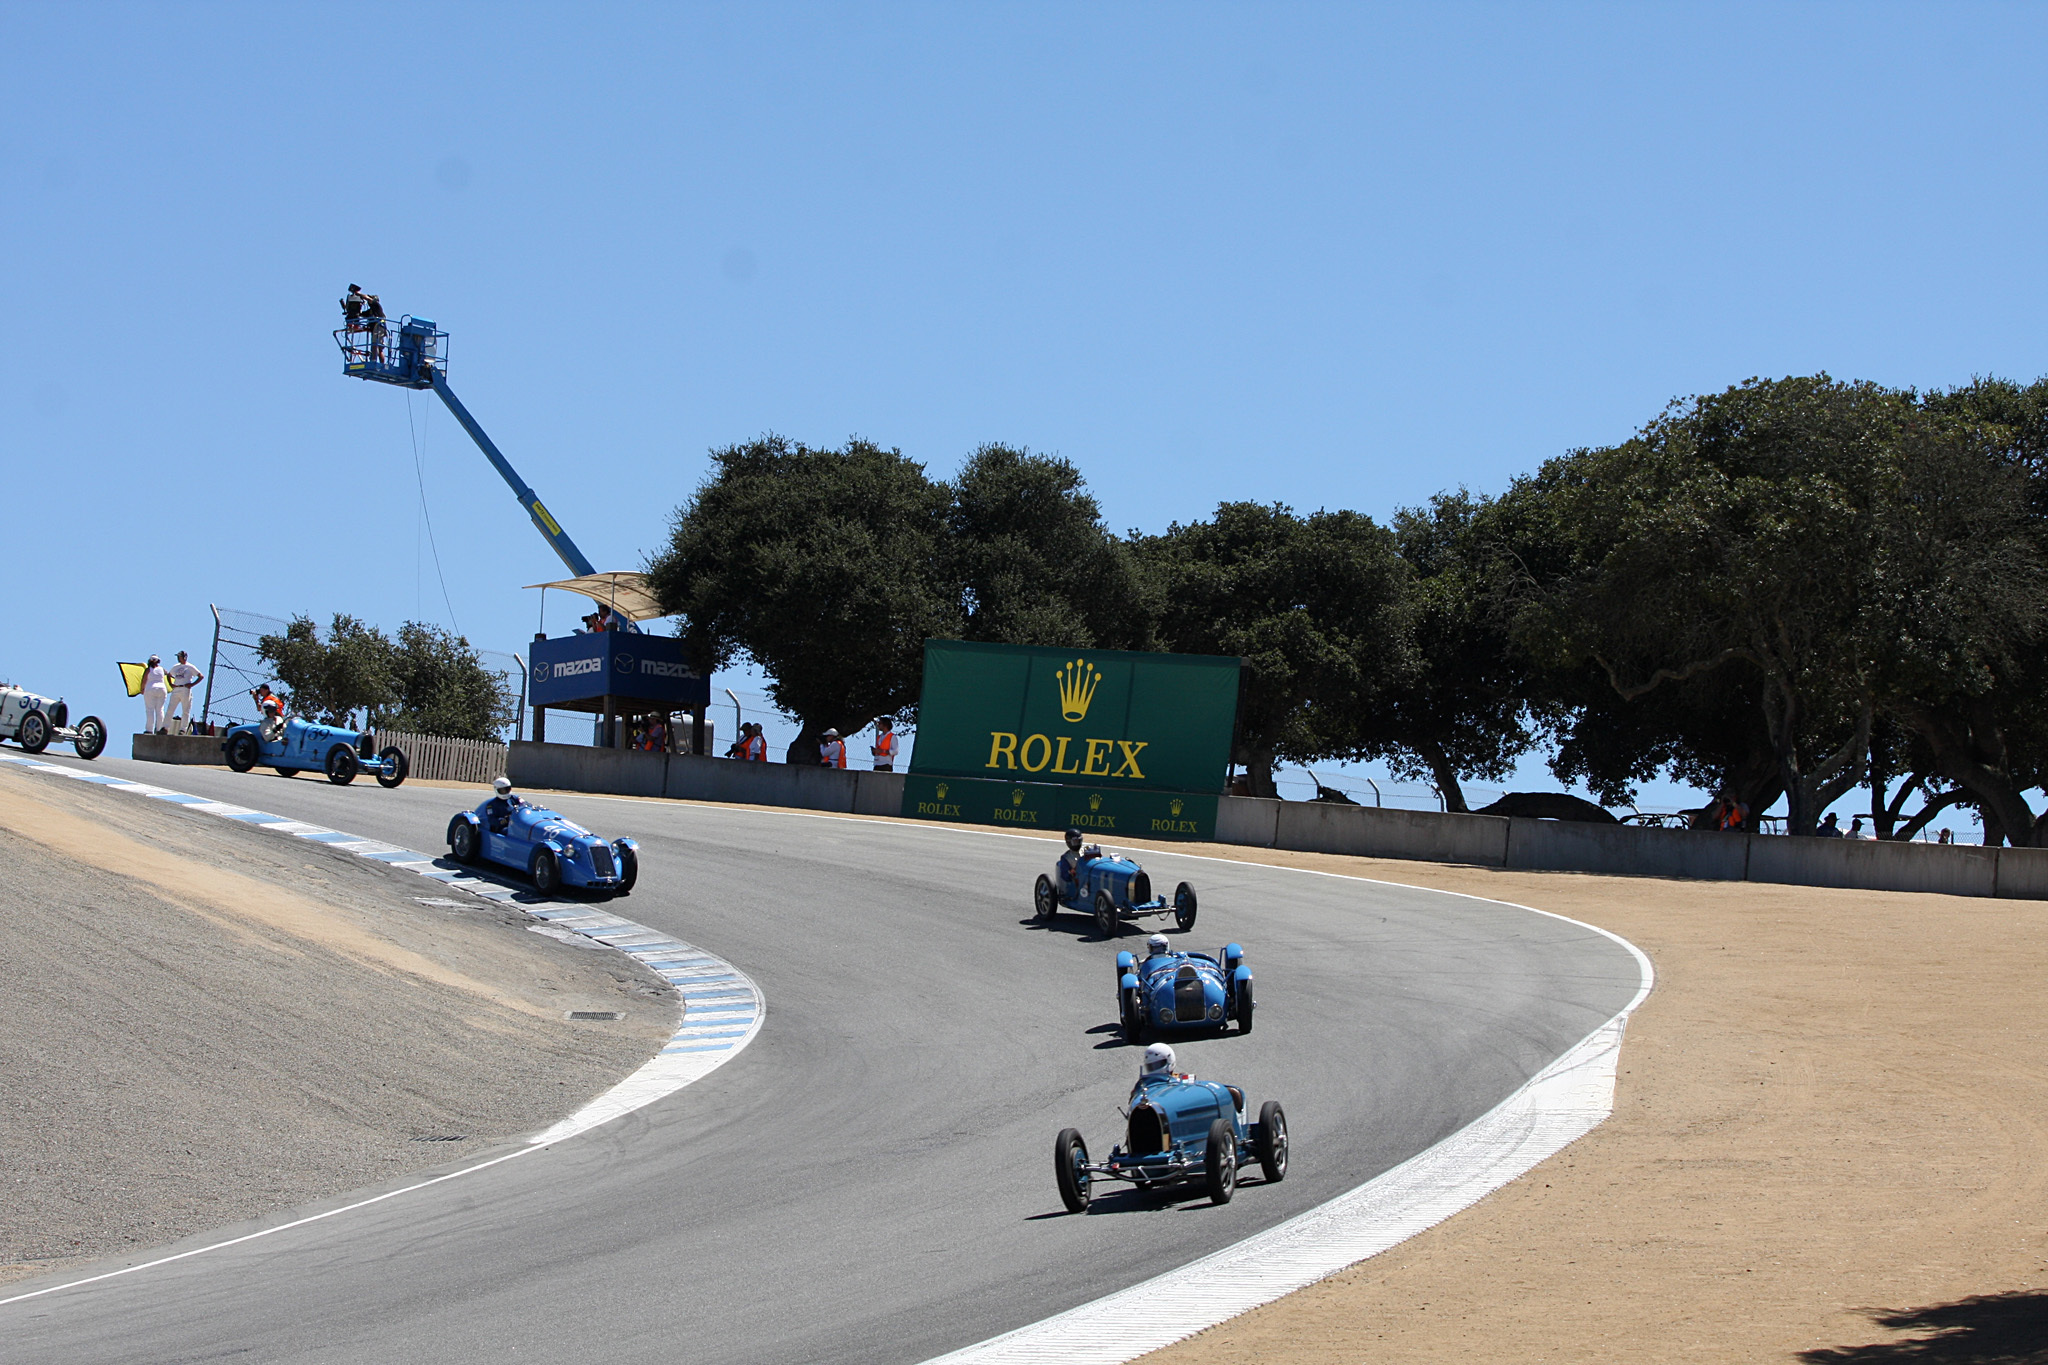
[
  {"xmin": 446, "ymin": 788, "xmax": 638, "ymax": 896},
  {"xmin": 1034, "ymin": 829, "xmax": 1197, "ymax": 937},
  {"xmin": 1115, "ymin": 935, "xmax": 1253, "ymax": 1041}
]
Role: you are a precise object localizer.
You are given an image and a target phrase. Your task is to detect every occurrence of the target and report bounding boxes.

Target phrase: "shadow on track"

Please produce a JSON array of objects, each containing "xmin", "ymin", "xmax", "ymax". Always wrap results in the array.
[{"xmin": 1797, "ymin": 1290, "xmax": 2048, "ymax": 1363}]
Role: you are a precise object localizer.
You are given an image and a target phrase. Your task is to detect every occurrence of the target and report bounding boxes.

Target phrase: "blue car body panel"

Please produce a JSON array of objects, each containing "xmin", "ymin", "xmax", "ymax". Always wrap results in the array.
[
  {"xmin": 222, "ymin": 718, "xmax": 401, "ymax": 781},
  {"xmin": 447, "ymin": 798, "xmax": 636, "ymax": 891},
  {"xmin": 1117, "ymin": 943, "xmax": 1251, "ymax": 1032}
]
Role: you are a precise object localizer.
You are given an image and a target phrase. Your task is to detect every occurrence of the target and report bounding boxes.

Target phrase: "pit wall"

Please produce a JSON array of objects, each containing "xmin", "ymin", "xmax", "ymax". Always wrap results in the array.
[{"xmin": 506, "ymin": 742, "xmax": 2048, "ymax": 901}]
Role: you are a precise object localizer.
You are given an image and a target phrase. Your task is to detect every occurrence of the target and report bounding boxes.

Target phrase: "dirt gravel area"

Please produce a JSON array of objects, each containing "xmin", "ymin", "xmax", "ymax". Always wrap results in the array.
[{"xmin": 0, "ymin": 764, "xmax": 676, "ymax": 1288}]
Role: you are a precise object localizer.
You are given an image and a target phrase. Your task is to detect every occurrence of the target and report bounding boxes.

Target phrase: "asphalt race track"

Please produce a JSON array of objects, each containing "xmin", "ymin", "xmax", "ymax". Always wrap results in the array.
[{"xmin": 0, "ymin": 752, "xmax": 1643, "ymax": 1365}]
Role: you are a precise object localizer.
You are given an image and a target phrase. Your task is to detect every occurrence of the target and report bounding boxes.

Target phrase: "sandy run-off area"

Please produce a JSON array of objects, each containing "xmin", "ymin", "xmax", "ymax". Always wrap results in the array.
[
  {"xmin": 0, "ymin": 765, "xmax": 675, "ymax": 1288},
  {"xmin": 1100, "ymin": 843, "xmax": 2048, "ymax": 1365}
]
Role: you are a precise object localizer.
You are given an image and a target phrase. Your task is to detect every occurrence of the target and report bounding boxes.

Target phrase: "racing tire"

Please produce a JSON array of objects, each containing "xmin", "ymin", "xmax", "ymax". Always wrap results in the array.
[
  {"xmin": 532, "ymin": 849, "xmax": 561, "ymax": 895},
  {"xmin": 224, "ymin": 731, "xmax": 258, "ymax": 773},
  {"xmin": 1033, "ymin": 873, "xmax": 1056, "ymax": 922},
  {"xmin": 1094, "ymin": 889, "xmax": 1118, "ymax": 938},
  {"xmin": 1203, "ymin": 1118, "xmax": 1237, "ymax": 1205},
  {"xmin": 72, "ymin": 716, "xmax": 106, "ymax": 760},
  {"xmin": 1173, "ymin": 882, "xmax": 1198, "ymax": 932},
  {"xmin": 1054, "ymin": 1128, "xmax": 1092, "ymax": 1213},
  {"xmin": 616, "ymin": 844, "xmax": 638, "ymax": 894},
  {"xmin": 272, "ymin": 768, "xmax": 299, "ymax": 778},
  {"xmin": 375, "ymin": 746, "xmax": 409, "ymax": 789},
  {"xmin": 325, "ymin": 746, "xmax": 358, "ymax": 785},
  {"xmin": 450, "ymin": 820, "xmax": 479, "ymax": 864},
  {"xmin": 16, "ymin": 710, "xmax": 50, "ymax": 754},
  {"xmin": 1237, "ymin": 975, "xmax": 1255, "ymax": 1034},
  {"xmin": 1254, "ymin": 1100, "xmax": 1289, "ymax": 1183},
  {"xmin": 1120, "ymin": 986, "xmax": 1144, "ymax": 1044}
]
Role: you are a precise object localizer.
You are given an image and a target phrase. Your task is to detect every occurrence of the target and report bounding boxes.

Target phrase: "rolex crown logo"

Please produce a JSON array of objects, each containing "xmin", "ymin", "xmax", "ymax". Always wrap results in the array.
[
  {"xmin": 1088, "ymin": 793, "xmax": 1103, "ymax": 811},
  {"xmin": 1170, "ymin": 798, "xmax": 1184, "ymax": 816},
  {"xmin": 1055, "ymin": 658, "xmax": 1102, "ymax": 723},
  {"xmin": 1012, "ymin": 788, "xmax": 1025, "ymax": 806},
  {"xmin": 935, "ymin": 782, "xmax": 949, "ymax": 800}
]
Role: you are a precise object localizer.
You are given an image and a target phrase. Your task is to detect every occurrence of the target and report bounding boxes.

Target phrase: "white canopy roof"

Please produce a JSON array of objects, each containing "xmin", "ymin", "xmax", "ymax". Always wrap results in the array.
[{"xmin": 523, "ymin": 571, "xmax": 668, "ymax": 623}]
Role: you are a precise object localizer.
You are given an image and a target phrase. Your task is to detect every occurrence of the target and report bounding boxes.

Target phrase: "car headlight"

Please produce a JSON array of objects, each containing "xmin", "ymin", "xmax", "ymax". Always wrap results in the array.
[
  {"xmin": 1208, "ymin": 1003, "xmax": 1224, "ymax": 1021},
  {"xmin": 1160, "ymin": 1008, "xmax": 1175, "ymax": 1024}
]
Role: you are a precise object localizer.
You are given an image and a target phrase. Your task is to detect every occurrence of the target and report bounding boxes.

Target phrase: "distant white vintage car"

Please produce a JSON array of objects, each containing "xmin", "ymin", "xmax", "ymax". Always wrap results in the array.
[{"xmin": 0, "ymin": 683, "xmax": 106, "ymax": 759}]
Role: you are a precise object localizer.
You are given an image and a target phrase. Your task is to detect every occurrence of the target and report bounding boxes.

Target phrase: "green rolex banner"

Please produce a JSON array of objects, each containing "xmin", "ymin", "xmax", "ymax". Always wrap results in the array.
[{"xmin": 903, "ymin": 639, "xmax": 1240, "ymax": 840}]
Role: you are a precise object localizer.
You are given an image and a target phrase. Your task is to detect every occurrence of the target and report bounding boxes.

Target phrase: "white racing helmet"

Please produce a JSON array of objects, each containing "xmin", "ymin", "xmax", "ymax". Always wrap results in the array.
[
  {"xmin": 1146, "ymin": 934, "xmax": 1170, "ymax": 955},
  {"xmin": 1141, "ymin": 1042, "xmax": 1176, "ymax": 1076},
  {"xmin": 493, "ymin": 776, "xmax": 512, "ymax": 795}
]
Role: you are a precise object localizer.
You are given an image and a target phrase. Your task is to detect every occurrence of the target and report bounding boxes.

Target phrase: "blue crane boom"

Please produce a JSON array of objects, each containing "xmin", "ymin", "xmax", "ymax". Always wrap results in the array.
[{"xmin": 334, "ymin": 312, "xmax": 597, "ymax": 578}]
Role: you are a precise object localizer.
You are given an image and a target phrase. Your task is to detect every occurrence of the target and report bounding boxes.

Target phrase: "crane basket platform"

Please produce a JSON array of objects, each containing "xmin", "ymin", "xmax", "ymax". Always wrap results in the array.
[{"xmin": 334, "ymin": 314, "xmax": 446, "ymax": 388}]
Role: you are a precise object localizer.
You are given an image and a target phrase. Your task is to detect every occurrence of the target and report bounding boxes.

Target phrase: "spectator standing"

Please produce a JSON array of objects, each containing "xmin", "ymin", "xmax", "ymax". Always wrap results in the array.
[
  {"xmin": 819, "ymin": 728, "xmax": 847, "ymax": 768},
  {"xmin": 363, "ymin": 291, "xmax": 386, "ymax": 363},
  {"xmin": 1938, "ymin": 827, "xmax": 1955, "ymax": 845},
  {"xmin": 140, "ymin": 655, "xmax": 168, "ymax": 734},
  {"xmin": 870, "ymin": 716, "xmax": 898, "ymax": 772},
  {"xmin": 1816, "ymin": 812, "xmax": 1843, "ymax": 837},
  {"xmin": 1846, "ymin": 816, "xmax": 1874, "ymax": 840},
  {"xmin": 166, "ymin": 650, "xmax": 204, "ymax": 734},
  {"xmin": 739, "ymin": 722, "xmax": 767, "ymax": 761}
]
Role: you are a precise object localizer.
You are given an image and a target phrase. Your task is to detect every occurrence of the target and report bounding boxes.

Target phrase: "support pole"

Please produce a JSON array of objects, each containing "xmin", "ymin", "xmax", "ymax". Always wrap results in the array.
[
  {"xmin": 200, "ymin": 604, "xmax": 222, "ymax": 730},
  {"xmin": 691, "ymin": 707, "xmax": 706, "ymax": 756}
]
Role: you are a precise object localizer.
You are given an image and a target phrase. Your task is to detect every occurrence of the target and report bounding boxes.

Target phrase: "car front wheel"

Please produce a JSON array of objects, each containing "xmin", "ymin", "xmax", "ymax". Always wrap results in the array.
[
  {"xmin": 450, "ymin": 821, "xmax": 479, "ymax": 863},
  {"xmin": 72, "ymin": 716, "xmax": 106, "ymax": 760},
  {"xmin": 616, "ymin": 844, "xmax": 638, "ymax": 894},
  {"xmin": 1174, "ymin": 882, "xmax": 1198, "ymax": 932},
  {"xmin": 1237, "ymin": 976, "xmax": 1255, "ymax": 1034},
  {"xmin": 1255, "ymin": 1101, "xmax": 1288, "ymax": 1182},
  {"xmin": 1203, "ymin": 1118, "xmax": 1237, "ymax": 1204},
  {"xmin": 375, "ymin": 747, "xmax": 409, "ymax": 789},
  {"xmin": 1054, "ymin": 1128, "xmax": 1091, "ymax": 1213},
  {"xmin": 1033, "ymin": 873, "xmax": 1056, "ymax": 921},
  {"xmin": 1093, "ymin": 889, "xmax": 1118, "ymax": 937},
  {"xmin": 225, "ymin": 732, "xmax": 258, "ymax": 772},
  {"xmin": 1120, "ymin": 986, "xmax": 1143, "ymax": 1044},
  {"xmin": 532, "ymin": 849, "xmax": 561, "ymax": 894}
]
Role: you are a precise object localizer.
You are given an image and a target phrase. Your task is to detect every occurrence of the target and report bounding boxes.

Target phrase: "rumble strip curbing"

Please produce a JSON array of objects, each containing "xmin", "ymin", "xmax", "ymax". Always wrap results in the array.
[{"xmin": 0, "ymin": 753, "xmax": 763, "ymax": 1150}]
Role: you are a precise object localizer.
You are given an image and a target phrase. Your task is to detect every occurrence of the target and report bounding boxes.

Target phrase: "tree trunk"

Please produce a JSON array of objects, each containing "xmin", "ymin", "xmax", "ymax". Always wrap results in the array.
[
  {"xmin": 1237, "ymin": 746, "xmax": 1278, "ymax": 799},
  {"xmin": 786, "ymin": 723, "xmax": 822, "ymax": 765},
  {"xmin": 1896, "ymin": 704, "xmax": 2039, "ymax": 848},
  {"xmin": 1414, "ymin": 742, "xmax": 1469, "ymax": 813}
]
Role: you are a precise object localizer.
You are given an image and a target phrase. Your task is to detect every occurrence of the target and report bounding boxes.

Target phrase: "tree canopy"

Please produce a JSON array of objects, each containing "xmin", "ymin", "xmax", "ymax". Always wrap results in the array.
[{"xmin": 257, "ymin": 615, "xmax": 513, "ymax": 740}]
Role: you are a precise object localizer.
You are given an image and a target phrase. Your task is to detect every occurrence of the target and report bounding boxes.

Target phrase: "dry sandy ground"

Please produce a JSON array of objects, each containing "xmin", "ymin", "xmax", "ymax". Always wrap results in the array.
[
  {"xmin": 0, "ymin": 765, "xmax": 676, "ymax": 1288},
  {"xmin": 522, "ymin": 792, "xmax": 2048, "ymax": 1361}
]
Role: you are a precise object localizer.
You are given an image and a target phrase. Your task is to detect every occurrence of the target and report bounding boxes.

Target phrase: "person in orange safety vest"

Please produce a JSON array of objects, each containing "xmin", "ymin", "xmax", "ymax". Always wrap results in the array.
[
  {"xmin": 819, "ymin": 728, "xmax": 847, "ymax": 768},
  {"xmin": 732, "ymin": 722, "xmax": 767, "ymax": 761},
  {"xmin": 871, "ymin": 716, "xmax": 898, "ymax": 772}
]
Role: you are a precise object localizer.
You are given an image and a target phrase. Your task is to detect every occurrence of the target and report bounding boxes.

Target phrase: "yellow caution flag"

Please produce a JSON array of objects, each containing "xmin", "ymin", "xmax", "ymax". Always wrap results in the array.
[{"xmin": 118, "ymin": 662, "xmax": 147, "ymax": 698}]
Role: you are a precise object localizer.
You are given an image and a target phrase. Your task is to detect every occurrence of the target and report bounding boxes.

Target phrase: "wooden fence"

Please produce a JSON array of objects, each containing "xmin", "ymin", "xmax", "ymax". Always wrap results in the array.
[{"xmin": 371, "ymin": 728, "xmax": 509, "ymax": 785}]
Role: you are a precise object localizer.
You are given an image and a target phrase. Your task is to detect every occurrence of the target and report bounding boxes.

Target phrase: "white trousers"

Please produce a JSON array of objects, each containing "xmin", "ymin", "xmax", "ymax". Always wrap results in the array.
[
  {"xmin": 167, "ymin": 686, "xmax": 195, "ymax": 732},
  {"xmin": 143, "ymin": 685, "xmax": 168, "ymax": 733}
]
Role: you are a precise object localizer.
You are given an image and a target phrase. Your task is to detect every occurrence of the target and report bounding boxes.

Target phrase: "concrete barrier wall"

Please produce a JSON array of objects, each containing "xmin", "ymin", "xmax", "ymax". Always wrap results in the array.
[
  {"xmin": 509, "ymin": 741, "xmax": 668, "ymax": 799},
  {"xmin": 1994, "ymin": 848, "xmax": 2048, "ymax": 900},
  {"xmin": 1216, "ymin": 797, "xmax": 1280, "ymax": 848},
  {"xmin": 1507, "ymin": 819, "xmax": 1751, "ymax": 881},
  {"xmin": 131, "ymin": 733, "xmax": 225, "ymax": 765},
  {"xmin": 1272, "ymin": 801, "xmax": 1510, "ymax": 866},
  {"xmin": 1747, "ymin": 834, "xmax": 1999, "ymax": 897}
]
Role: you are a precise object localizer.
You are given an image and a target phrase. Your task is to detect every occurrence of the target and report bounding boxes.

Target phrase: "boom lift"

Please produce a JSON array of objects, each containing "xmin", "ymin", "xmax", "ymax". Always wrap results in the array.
[{"xmin": 334, "ymin": 313, "xmax": 596, "ymax": 577}]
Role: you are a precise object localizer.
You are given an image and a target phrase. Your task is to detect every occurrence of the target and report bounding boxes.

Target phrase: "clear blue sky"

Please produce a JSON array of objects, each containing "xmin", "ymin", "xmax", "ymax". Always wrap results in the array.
[{"xmin": 5, "ymin": 3, "xmax": 2042, "ymax": 824}]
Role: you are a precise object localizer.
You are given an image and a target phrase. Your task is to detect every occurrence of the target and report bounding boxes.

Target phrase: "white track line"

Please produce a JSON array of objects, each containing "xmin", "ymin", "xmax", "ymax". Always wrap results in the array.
[
  {"xmin": 0, "ymin": 753, "xmax": 766, "ymax": 1305},
  {"xmin": 518, "ymin": 791, "xmax": 1655, "ymax": 1363}
]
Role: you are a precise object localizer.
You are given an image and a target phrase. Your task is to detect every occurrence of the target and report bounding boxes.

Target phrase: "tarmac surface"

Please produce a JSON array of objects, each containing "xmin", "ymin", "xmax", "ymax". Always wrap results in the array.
[{"xmin": 0, "ymin": 752, "xmax": 1641, "ymax": 1365}]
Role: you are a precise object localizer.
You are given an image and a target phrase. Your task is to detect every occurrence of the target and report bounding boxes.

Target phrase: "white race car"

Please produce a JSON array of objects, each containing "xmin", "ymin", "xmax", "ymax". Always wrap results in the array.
[{"xmin": 0, "ymin": 683, "xmax": 106, "ymax": 759}]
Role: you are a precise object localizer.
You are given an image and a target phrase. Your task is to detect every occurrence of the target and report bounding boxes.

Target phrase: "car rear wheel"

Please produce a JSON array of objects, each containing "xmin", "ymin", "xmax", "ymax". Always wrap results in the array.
[
  {"xmin": 1093, "ymin": 889, "xmax": 1118, "ymax": 937},
  {"xmin": 72, "ymin": 716, "xmax": 106, "ymax": 760},
  {"xmin": 1255, "ymin": 1101, "xmax": 1289, "ymax": 1182},
  {"xmin": 1120, "ymin": 986, "xmax": 1143, "ymax": 1044},
  {"xmin": 272, "ymin": 768, "xmax": 299, "ymax": 777},
  {"xmin": 225, "ymin": 731, "xmax": 258, "ymax": 772},
  {"xmin": 532, "ymin": 849, "xmax": 561, "ymax": 894},
  {"xmin": 1174, "ymin": 882, "xmax": 1198, "ymax": 932},
  {"xmin": 1237, "ymin": 975, "xmax": 1255, "ymax": 1034},
  {"xmin": 1203, "ymin": 1118, "xmax": 1237, "ymax": 1205},
  {"xmin": 450, "ymin": 820, "xmax": 479, "ymax": 863},
  {"xmin": 1054, "ymin": 1128, "xmax": 1091, "ymax": 1213},
  {"xmin": 375, "ymin": 747, "xmax": 409, "ymax": 788},
  {"xmin": 1033, "ymin": 873, "xmax": 1056, "ymax": 921},
  {"xmin": 325, "ymin": 746, "xmax": 358, "ymax": 785},
  {"xmin": 616, "ymin": 844, "xmax": 638, "ymax": 894},
  {"xmin": 17, "ymin": 711, "xmax": 50, "ymax": 754}
]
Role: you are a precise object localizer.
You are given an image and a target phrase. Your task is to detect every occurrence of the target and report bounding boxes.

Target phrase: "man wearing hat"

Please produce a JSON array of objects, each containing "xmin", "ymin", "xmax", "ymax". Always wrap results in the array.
[
  {"xmin": 140, "ymin": 655, "xmax": 168, "ymax": 735},
  {"xmin": 165, "ymin": 650, "xmax": 204, "ymax": 735},
  {"xmin": 818, "ymin": 728, "xmax": 847, "ymax": 769}
]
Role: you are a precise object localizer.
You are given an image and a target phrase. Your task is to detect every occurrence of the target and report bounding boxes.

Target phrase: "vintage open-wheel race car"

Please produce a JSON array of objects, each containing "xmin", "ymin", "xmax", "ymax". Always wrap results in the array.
[
  {"xmin": 222, "ymin": 718, "xmax": 408, "ymax": 787},
  {"xmin": 1033, "ymin": 845, "xmax": 1198, "ymax": 936},
  {"xmin": 1054, "ymin": 1067, "xmax": 1287, "ymax": 1211},
  {"xmin": 0, "ymin": 684, "xmax": 105, "ymax": 759}
]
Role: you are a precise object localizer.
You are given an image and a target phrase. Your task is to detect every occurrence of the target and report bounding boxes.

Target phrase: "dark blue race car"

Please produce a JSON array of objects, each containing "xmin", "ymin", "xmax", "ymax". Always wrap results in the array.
[
  {"xmin": 1116, "ymin": 941, "xmax": 1253, "ymax": 1041},
  {"xmin": 446, "ymin": 797, "xmax": 638, "ymax": 896},
  {"xmin": 222, "ymin": 719, "xmax": 408, "ymax": 787},
  {"xmin": 1054, "ymin": 1066, "xmax": 1288, "ymax": 1210},
  {"xmin": 1033, "ymin": 844, "xmax": 1197, "ymax": 937}
]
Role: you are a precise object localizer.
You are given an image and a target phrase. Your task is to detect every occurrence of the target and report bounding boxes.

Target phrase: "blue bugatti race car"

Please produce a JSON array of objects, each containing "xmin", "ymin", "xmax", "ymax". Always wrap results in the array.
[
  {"xmin": 222, "ymin": 719, "xmax": 408, "ymax": 787},
  {"xmin": 1033, "ymin": 843, "xmax": 1197, "ymax": 936},
  {"xmin": 1116, "ymin": 939, "xmax": 1253, "ymax": 1041},
  {"xmin": 1054, "ymin": 1057, "xmax": 1288, "ymax": 1210},
  {"xmin": 446, "ymin": 796, "xmax": 638, "ymax": 896}
]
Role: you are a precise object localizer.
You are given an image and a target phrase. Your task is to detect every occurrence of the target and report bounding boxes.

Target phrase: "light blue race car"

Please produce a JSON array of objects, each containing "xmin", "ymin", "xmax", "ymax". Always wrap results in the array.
[
  {"xmin": 222, "ymin": 719, "xmax": 408, "ymax": 786},
  {"xmin": 1033, "ymin": 844, "xmax": 1197, "ymax": 937},
  {"xmin": 1115, "ymin": 940, "xmax": 1253, "ymax": 1042},
  {"xmin": 1055, "ymin": 1065, "xmax": 1288, "ymax": 1210},
  {"xmin": 446, "ymin": 797, "xmax": 638, "ymax": 896}
]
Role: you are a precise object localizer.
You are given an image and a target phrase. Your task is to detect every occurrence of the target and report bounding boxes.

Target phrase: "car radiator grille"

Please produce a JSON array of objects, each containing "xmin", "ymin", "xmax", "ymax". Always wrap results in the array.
[
  {"xmin": 1174, "ymin": 967, "xmax": 1206, "ymax": 1022},
  {"xmin": 590, "ymin": 845, "xmax": 616, "ymax": 878}
]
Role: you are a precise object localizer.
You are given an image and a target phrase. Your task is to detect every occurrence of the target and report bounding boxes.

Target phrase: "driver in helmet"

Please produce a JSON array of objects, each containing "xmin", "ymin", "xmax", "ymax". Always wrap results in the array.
[
  {"xmin": 1057, "ymin": 826, "xmax": 1100, "ymax": 896},
  {"xmin": 484, "ymin": 775, "xmax": 524, "ymax": 833},
  {"xmin": 1132, "ymin": 1041, "xmax": 1192, "ymax": 1096},
  {"xmin": 1142, "ymin": 933, "xmax": 1174, "ymax": 968}
]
